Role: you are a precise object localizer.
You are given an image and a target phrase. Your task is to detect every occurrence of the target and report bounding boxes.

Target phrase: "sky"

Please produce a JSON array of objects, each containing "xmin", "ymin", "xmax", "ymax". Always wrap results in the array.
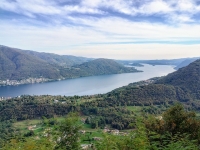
[{"xmin": 1, "ymin": 0, "xmax": 200, "ymax": 60}]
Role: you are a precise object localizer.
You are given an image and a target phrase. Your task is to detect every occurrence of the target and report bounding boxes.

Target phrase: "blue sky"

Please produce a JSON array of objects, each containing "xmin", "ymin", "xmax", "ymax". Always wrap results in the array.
[{"xmin": 1, "ymin": 0, "xmax": 200, "ymax": 59}]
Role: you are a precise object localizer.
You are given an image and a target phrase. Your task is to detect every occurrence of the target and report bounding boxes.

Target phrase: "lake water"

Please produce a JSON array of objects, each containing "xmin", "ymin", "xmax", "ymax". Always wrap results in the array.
[{"xmin": 0, "ymin": 64, "xmax": 175, "ymax": 97}]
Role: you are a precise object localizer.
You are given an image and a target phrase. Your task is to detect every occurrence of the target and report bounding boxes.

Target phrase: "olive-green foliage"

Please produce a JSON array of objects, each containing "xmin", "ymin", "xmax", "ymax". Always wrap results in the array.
[
  {"xmin": 0, "ymin": 46, "xmax": 61, "ymax": 80},
  {"xmin": 156, "ymin": 59, "xmax": 200, "ymax": 99},
  {"xmin": 0, "ymin": 120, "xmax": 18, "ymax": 147},
  {"xmin": 145, "ymin": 104, "xmax": 200, "ymax": 149},
  {"xmin": 2, "ymin": 138, "xmax": 54, "ymax": 150},
  {"xmin": 54, "ymin": 112, "xmax": 82, "ymax": 150},
  {"xmin": 0, "ymin": 95, "xmax": 135, "ymax": 130},
  {"xmin": 1, "ymin": 105, "xmax": 200, "ymax": 150},
  {"xmin": 0, "ymin": 46, "xmax": 138, "ymax": 81}
]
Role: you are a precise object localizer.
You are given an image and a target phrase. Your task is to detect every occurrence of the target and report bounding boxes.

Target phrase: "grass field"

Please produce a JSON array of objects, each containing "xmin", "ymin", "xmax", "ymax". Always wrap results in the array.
[
  {"xmin": 13, "ymin": 119, "xmax": 42, "ymax": 133},
  {"xmin": 126, "ymin": 106, "xmax": 142, "ymax": 114}
]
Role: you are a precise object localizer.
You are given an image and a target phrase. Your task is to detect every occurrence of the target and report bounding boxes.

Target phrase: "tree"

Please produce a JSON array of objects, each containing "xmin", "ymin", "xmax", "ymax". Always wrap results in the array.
[
  {"xmin": 54, "ymin": 112, "xmax": 82, "ymax": 150},
  {"xmin": 145, "ymin": 104, "xmax": 200, "ymax": 148}
]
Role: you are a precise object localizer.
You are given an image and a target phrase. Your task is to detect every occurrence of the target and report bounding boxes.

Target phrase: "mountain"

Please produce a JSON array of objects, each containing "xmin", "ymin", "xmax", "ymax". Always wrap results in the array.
[
  {"xmin": 174, "ymin": 57, "xmax": 200, "ymax": 70},
  {"xmin": 0, "ymin": 45, "xmax": 61, "ymax": 80},
  {"xmin": 73, "ymin": 58, "xmax": 139, "ymax": 75},
  {"xmin": 120, "ymin": 58, "xmax": 200, "ymax": 70},
  {"xmin": 23, "ymin": 50, "xmax": 91, "ymax": 67},
  {"xmin": 0, "ymin": 45, "xmax": 139, "ymax": 83},
  {"xmin": 156, "ymin": 59, "xmax": 200, "ymax": 99},
  {"xmin": 99, "ymin": 59, "xmax": 200, "ymax": 108},
  {"xmin": 60, "ymin": 58, "xmax": 140, "ymax": 78},
  {"xmin": 121, "ymin": 58, "xmax": 187, "ymax": 66}
]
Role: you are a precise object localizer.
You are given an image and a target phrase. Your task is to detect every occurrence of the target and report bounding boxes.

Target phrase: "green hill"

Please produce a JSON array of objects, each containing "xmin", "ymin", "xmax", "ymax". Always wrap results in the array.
[
  {"xmin": 59, "ymin": 58, "xmax": 140, "ymax": 78},
  {"xmin": 156, "ymin": 59, "xmax": 200, "ymax": 99},
  {"xmin": 0, "ymin": 45, "xmax": 139, "ymax": 82},
  {"xmin": 23, "ymin": 50, "xmax": 91, "ymax": 67},
  {"xmin": 0, "ymin": 45, "xmax": 61, "ymax": 80},
  {"xmin": 95, "ymin": 59, "xmax": 200, "ymax": 108},
  {"xmin": 174, "ymin": 57, "xmax": 199, "ymax": 70}
]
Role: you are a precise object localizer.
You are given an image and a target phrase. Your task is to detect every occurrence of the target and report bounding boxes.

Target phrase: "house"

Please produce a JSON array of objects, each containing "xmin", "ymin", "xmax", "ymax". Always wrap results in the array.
[
  {"xmin": 92, "ymin": 137, "xmax": 102, "ymax": 141},
  {"xmin": 81, "ymin": 144, "xmax": 92, "ymax": 150},
  {"xmin": 79, "ymin": 130, "xmax": 86, "ymax": 134},
  {"xmin": 111, "ymin": 129, "xmax": 119, "ymax": 135},
  {"xmin": 103, "ymin": 128, "xmax": 110, "ymax": 133},
  {"xmin": 155, "ymin": 116, "xmax": 163, "ymax": 120}
]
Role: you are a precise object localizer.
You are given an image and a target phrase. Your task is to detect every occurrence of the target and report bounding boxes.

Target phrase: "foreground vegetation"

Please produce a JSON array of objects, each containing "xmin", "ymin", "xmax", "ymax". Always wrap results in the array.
[
  {"xmin": 1, "ymin": 58, "xmax": 200, "ymax": 149},
  {"xmin": 1, "ymin": 104, "xmax": 200, "ymax": 149}
]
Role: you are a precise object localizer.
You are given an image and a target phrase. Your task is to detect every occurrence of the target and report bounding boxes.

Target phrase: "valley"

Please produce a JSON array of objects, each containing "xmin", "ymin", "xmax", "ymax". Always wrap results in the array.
[
  {"xmin": 1, "ymin": 46, "xmax": 200, "ymax": 149},
  {"xmin": 0, "ymin": 64, "xmax": 175, "ymax": 97},
  {"xmin": 0, "ymin": 45, "xmax": 138, "ymax": 86},
  {"xmin": 1, "ymin": 58, "xmax": 200, "ymax": 149}
]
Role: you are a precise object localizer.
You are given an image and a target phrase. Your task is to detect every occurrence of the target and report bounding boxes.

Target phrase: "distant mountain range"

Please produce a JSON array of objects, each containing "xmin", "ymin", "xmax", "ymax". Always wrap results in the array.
[
  {"xmin": 0, "ymin": 45, "xmax": 139, "ymax": 83},
  {"xmin": 1, "ymin": 53, "xmax": 200, "ymax": 124},
  {"xmin": 23, "ymin": 50, "xmax": 91, "ymax": 67},
  {"xmin": 120, "ymin": 57, "xmax": 200, "ymax": 70},
  {"xmin": 174, "ymin": 57, "xmax": 200, "ymax": 70},
  {"xmin": 1, "ymin": 48, "xmax": 200, "ymax": 131}
]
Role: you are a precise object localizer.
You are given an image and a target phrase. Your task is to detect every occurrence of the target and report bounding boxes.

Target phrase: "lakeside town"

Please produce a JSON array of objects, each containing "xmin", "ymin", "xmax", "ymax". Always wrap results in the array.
[{"xmin": 0, "ymin": 78, "xmax": 51, "ymax": 86}]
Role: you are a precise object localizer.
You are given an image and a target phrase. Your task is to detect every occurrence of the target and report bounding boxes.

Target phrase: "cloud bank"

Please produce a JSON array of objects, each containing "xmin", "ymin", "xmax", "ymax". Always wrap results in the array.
[{"xmin": 1, "ymin": 0, "xmax": 200, "ymax": 59}]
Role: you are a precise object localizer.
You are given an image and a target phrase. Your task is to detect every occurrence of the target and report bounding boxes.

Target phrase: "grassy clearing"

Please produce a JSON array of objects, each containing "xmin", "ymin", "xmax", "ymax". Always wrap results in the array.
[
  {"xmin": 80, "ymin": 130, "xmax": 104, "ymax": 144},
  {"xmin": 76, "ymin": 98, "xmax": 103, "ymax": 105},
  {"xmin": 126, "ymin": 106, "xmax": 142, "ymax": 114},
  {"xmin": 13, "ymin": 116, "xmax": 131, "ymax": 145},
  {"xmin": 13, "ymin": 119, "xmax": 42, "ymax": 132}
]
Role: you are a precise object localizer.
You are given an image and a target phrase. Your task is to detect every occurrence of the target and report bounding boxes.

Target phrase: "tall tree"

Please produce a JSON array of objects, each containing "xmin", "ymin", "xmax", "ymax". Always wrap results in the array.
[{"xmin": 54, "ymin": 113, "xmax": 82, "ymax": 150}]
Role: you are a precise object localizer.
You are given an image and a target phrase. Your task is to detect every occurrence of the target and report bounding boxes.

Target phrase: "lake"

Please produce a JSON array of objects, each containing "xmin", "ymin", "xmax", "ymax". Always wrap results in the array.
[{"xmin": 0, "ymin": 64, "xmax": 175, "ymax": 97}]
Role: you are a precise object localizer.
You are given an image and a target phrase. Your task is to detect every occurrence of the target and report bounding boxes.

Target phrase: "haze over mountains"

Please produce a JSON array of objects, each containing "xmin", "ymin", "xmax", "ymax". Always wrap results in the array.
[{"xmin": 121, "ymin": 57, "xmax": 200, "ymax": 70}]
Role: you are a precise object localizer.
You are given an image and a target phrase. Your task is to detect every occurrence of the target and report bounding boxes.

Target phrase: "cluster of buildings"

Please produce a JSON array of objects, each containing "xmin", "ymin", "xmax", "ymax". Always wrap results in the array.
[
  {"xmin": 130, "ymin": 79, "xmax": 155, "ymax": 87},
  {"xmin": 0, "ymin": 97, "xmax": 12, "ymax": 101},
  {"xmin": 0, "ymin": 78, "xmax": 50, "ymax": 86}
]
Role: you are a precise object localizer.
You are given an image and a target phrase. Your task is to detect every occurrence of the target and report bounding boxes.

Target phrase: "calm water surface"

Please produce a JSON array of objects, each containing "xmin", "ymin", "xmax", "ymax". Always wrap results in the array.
[{"xmin": 0, "ymin": 64, "xmax": 175, "ymax": 97}]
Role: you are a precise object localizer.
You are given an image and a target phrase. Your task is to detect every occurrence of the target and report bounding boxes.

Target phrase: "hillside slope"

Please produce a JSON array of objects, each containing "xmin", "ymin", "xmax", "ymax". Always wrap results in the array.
[
  {"xmin": 60, "ymin": 58, "xmax": 140, "ymax": 78},
  {"xmin": 74, "ymin": 58, "xmax": 139, "ymax": 74},
  {"xmin": 0, "ymin": 45, "xmax": 60, "ymax": 80},
  {"xmin": 24, "ymin": 50, "xmax": 90, "ymax": 67},
  {"xmin": 174, "ymin": 57, "xmax": 199, "ymax": 70},
  {"xmin": 156, "ymin": 59, "xmax": 200, "ymax": 98},
  {"xmin": 98, "ymin": 59, "xmax": 200, "ymax": 108},
  {"xmin": 0, "ymin": 46, "xmax": 139, "ymax": 83}
]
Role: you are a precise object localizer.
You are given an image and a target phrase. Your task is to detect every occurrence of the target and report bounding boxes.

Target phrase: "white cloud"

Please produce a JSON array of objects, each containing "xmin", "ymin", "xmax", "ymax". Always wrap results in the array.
[
  {"xmin": 1, "ymin": 0, "xmax": 200, "ymax": 24},
  {"xmin": 139, "ymin": 0, "xmax": 173, "ymax": 14},
  {"xmin": 170, "ymin": 14, "xmax": 194, "ymax": 22},
  {"xmin": 63, "ymin": 5, "xmax": 104, "ymax": 14},
  {"xmin": 1, "ymin": 16, "xmax": 200, "ymax": 57},
  {"xmin": 1, "ymin": 0, "xmax": 200, "ymax": 59},
  {"xmin": 176, "ymin": 0, "xmax": 195, "ymax": 12},
  {"xmin": 0, "ymin": 0, "xmax": 61, "ymax": 17},
  {"xmin": 81, "ymin": 0, "xmax": 103, "ymax": 8}
]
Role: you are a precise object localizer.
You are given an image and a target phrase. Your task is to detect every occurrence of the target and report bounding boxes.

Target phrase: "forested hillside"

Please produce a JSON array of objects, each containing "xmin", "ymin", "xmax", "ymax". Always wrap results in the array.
[
  {"xmin": 0, "ymin": 45, "xmax": 139, "ymax": 83},
  {"xmin": 156, "ymin": 59, "xmax": 200, "ymax": 99},
  {"xmin": 174, "ymin": 57, "xmax": 199, "ymax": 70},
  {"xmin": 1, "ymin": 59, "xmax": 200, "ymax": 149},
  {"xmin": 1, "ymin": 59, "xmax": 200, "ymax": 126},
  {"xmin": 60, "ymin": 58, "xmax": 140, "ymax": 78},
  {"xmin": 0, "ymin": 45, "xmax": 61, "ymax": 80},
  {"xmin": 23, "ymin": 50, "xmax": 91, "ymax": 67}
]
